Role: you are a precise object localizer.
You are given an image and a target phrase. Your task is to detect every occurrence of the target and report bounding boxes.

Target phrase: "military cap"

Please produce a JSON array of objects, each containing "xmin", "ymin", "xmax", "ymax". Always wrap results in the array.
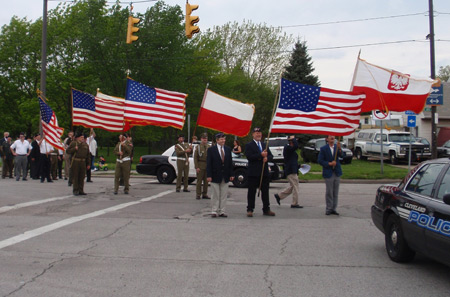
[
  {"xmin": 200, "ymin": 133, "xmax": 208, "ymax": 139},
  {"xmin": 252, "ymin": 127, "xmax": 261, "ymax": 133},
  {"xmin": 215, "ymin": 132, "xmax": 225, "ymax": 139}
]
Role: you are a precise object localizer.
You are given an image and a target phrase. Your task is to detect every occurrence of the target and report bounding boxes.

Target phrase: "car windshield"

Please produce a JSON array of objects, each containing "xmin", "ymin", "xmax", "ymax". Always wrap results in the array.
[
  {"xmin": 444, "ymin": 140, "xmax": 450, "ymax": 148},
  {"xmin": 315, "ymin": 139, "xmax": 325, "ymax": 149},
  {"xmin": 419, "ymin": 138, "xmax": 430, "ymax": 145},
  {"xmin": 389, "ymin": 134, "xmax": 416, "ymax": 142}
]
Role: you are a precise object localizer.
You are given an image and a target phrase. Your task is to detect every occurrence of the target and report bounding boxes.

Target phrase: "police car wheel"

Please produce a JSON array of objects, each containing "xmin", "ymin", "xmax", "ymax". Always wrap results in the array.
[
  {"xmin": 385, "ymin": 215, "xmax": 415, "ymax": 263},
  {"xmin": 232, "ymin": 168, "xmax": 248, "ymax": 188},
  {"xmin": 157, "ymin": 166, "xmax": 176, "ymax": 184}
]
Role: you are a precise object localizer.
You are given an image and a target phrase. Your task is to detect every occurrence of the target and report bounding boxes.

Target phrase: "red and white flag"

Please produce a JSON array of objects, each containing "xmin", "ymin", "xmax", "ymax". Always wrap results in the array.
[
  {"xmin": 351, "ymin": 58, "xmax": 436, "ymax": 113},
  {"xmin": 197, "ymin": 89, "xmax": 255, "ymax": 137}
]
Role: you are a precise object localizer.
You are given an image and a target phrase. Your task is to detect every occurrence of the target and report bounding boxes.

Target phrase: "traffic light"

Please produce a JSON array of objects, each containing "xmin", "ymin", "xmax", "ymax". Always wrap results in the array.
[
  {"xmin": 126, "ymin": 16, "xmax": 140, "ymax": 44},
  {"xmin": 185, "ymin": 3, "xmax": 199, "ymax": 39}
]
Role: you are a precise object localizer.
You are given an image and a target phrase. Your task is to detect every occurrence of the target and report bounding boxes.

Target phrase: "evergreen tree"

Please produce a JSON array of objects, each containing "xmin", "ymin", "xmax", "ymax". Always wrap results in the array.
[
  {"xmin": 283, "ymin": 40, "xmax": 320, "ymax": 86},
  {"xmin": 282, "ymin": 40, "xmax": 321, "ymax": 148}
]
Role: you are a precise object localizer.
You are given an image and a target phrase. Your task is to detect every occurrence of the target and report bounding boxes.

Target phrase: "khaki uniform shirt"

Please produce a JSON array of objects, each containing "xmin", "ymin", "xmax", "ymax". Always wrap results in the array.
[{"xmin": 194, "ymin": 143, "xmax": 210, "ymax": 170}]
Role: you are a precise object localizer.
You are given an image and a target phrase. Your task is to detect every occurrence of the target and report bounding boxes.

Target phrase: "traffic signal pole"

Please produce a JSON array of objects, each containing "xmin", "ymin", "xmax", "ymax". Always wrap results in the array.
[
  {"xmin": 39, "ymin": 0, "xmax": 48, "ymax": 134},
  {"xmin": 428, "ymin": 0, "xmax": 437, "ymax": 159}
]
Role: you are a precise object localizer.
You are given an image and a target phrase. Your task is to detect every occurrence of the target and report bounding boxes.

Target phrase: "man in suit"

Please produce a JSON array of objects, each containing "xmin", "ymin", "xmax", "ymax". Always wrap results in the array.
[
  {"xmin": 274, "ymin": 135, "xmax": 303, "ymax": 208},
  {"xmin": 30, "ymin": 133, "xmax": 41, "ymax": 180},
  {"xmin": 245, "ymin": 127, "xmax": 275, "ymax": 217},
  {"xmin": 207, "ymin": 132, "xmax": 234, "ymax": 218},
  {"xmin": 317, "ymin": 135, "xmax": 343, "ymax": 216}
]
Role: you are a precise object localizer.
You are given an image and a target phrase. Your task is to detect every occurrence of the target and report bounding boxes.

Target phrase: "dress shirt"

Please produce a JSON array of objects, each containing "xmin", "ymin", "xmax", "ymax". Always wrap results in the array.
[
  {"xmin": 39, "ymin": 139, "xmax": 54, "ymax": 154},
  {"xmin": 11, "ymin": 139, "xmax": 31, "ymax": 155}
]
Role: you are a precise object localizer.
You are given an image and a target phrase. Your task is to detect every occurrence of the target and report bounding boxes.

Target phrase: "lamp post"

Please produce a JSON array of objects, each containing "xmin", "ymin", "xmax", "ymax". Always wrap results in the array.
[
  {"xmin": 39, "ymin": 0, "xmax": 48, "ymax": 134},
  {"xmin": 428, "ymin": 0, "xmax": 437, "ymax": 158}
]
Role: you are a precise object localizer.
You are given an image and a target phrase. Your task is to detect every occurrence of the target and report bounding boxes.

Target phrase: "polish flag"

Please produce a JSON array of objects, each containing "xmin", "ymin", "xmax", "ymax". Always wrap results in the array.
[
  {"xmin": 197, "ymin": 89, "xmax": 255, "ymax": 137},
  {"xmin": 351, "ymin": 58, "xmax": 436, "ymax": 114}
]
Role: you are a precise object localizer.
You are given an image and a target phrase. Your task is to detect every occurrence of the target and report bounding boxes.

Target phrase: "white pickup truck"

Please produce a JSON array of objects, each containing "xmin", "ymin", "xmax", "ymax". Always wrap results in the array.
[{"xmin": 354, "ymin": 129, "xmax": 431, "ymax": 164}]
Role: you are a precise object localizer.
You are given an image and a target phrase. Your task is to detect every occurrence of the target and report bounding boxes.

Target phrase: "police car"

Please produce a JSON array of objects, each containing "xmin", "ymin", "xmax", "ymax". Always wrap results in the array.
[
  {"xmin": 137, "ymin": 145, "xmax": 282, "ymax": 188},
  {"xmin": 371, "ymin": 158, "xmax": 450, "ymax": 267}
]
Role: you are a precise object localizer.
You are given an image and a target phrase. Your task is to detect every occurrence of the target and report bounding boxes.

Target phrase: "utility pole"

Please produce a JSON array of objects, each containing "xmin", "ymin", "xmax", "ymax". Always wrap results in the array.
[
  {"xmin": 428, "ymin": 0, "xmax": 437, "ymax": 158},
  {"xmin": 39, "ymin": 0, "xmax": 48, "ymax": 134}
]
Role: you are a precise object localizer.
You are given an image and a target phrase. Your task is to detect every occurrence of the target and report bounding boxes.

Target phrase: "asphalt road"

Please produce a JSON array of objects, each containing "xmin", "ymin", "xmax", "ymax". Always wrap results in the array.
[{"xmin": 0, "ymin": 176, "xmax": 449, "ymax": 297}]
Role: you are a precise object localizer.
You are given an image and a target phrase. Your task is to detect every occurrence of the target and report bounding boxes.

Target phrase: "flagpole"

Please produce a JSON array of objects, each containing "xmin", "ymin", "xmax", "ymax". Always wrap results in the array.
[
  {"xmin": 349, "ymin": 50, "xmax": 361, "ymax": 92},
  {"xmin": 257, "ymin": 75, "xmax": 282, "ymax": 197},
  {"xmin": 193, "ymin": 83, "xmax": 209, "ymax": 139}
]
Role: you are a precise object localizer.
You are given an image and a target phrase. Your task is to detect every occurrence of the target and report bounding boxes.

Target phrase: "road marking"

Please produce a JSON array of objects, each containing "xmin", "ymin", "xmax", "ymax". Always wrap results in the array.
[
  {"xmin": 0, "ymin": 195, "xmax": 73, "ymax": 214},
  {"xmin": 0, "ymin": 190, "xmax": 173, "ymax": 250}
]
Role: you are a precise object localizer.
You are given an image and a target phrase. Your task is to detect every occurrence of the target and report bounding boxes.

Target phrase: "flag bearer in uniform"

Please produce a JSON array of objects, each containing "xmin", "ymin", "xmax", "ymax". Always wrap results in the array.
[
  {"xmin": 113, "ymin": 134, "xmax": 132, "ymax": 195},
  {"xmin": 66, "ymin": 133, "xmax": 90, "ymax": 196},
  {"xmin": 194, "ymin": 133, "xmax": 210, "ymax": 199},
  {"xmin": 175, "ymin": 134, "xmax": 192, "ymax": 192}
]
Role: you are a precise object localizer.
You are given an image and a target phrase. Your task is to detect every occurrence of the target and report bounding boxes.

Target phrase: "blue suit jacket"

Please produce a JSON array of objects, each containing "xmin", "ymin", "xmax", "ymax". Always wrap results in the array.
[
  {"xmin": 283, "ymin": 139, "xmax": 299, "ymax": 176},
  {"xmin": 206, "ymin": 145, "xmax": 233, "ymax": 183},
  {"xmin": 317, "ymin": 144, "xmax": 342, "ymax": 178},
  {"xmin": 245, "ymin": 140, "xmax": 273, "ymax": 177}
]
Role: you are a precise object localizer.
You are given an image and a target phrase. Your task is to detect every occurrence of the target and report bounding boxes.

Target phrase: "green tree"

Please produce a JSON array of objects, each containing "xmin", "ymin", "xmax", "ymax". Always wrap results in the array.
[
  {"xmin": 283, "ymin": 40, "xmax": 320, "ymax": 86},
  {"xmin": 438, "ymin": 65, "xmax": 450, "ymax": 82}
]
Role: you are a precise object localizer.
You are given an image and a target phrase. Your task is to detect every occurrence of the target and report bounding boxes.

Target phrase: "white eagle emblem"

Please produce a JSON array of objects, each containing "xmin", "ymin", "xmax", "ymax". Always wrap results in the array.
[{"xmin": 388, "ymin": 72, "xmax": 409, "ymax": 91}]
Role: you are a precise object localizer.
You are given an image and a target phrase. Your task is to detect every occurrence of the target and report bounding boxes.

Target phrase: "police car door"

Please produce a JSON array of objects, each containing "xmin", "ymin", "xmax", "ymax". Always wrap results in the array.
[
  {"xmin": 424, "ymin": 164, "xmax": 450, "ymax": 265},
  {"xmin": 402, "ymin": 163, "xmax": 446, "ymax": 252}
]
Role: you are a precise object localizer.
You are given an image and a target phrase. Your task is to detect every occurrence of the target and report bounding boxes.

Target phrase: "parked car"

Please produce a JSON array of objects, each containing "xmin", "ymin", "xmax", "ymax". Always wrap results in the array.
[
  {"xmin": 301, "ymin": 138, "xmax": 353, "ymax": 164},
  {"xmin": 371, "ymin": 158, "xmax": 450, "ymax": 267},
  {"xmin": 437, "ymin": 139, "xmax": 450, "ymax": 158},
  {"xmin": 136, "ymin": 145, "xmax": 282, "ymax": 188},
  {"xmin": 266, "ymin": 137, "xmax": 289, "ymax": 162}
]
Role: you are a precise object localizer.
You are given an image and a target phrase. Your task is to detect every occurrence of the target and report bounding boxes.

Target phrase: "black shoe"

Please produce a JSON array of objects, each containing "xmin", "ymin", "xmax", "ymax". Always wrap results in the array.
[
  {"xmin": 86, "ymin": 180, "xmax": 92, "ymax": 183},
  {"xmin": 64, "ymin": 177, "xmax": 68, "ymax": 180},
  {"xmin": 274, "ymin": 194, "xmax": 281, "ymax": 205},
  {"xmin": 291, "ymin": 205, "xmax": 303, "ymax": 209},
  {"xmin": 124, "ymin": 191, "xmax": 129, "ymax": 194},
  {"xmin": 183, "ymin": 189, "xmax": 190, "ymax": 192},
  {"xmin": 331, "ymin": 210, "xmax": 339, "ymax": 215},
  {"xmin": 176, "ymin": 189, "xmax": 180, "ymax": 193},
  {"xmin": 73, "ymin": 192, "xmax": 79, "ymax": 196},
  {"xmin": 79, "ymin": 192, "xmax": 87, "ymax": 195},
  {"xmin": 68, "ymin": 183, "xmax": 72, "ymax": 186},
  {"xmin": 202, "ymin": 196, "xmax": 210, "ymax": 199},
  {"xmin": 326, "ymin": 211, "xmax": 331, "ymax": 215},
  {"xmin": 48, "ymin": 180, "xmax": 53, "ymax": 183},
  {"xmin": 22, "ymin": 178, "xmax": 27, "ymax": 181},
  {"xmin": 114, "ymin": 191, "xmax": 118, "ymax": 195},
  {"xmin": 196, "ymin": 196, "xmax": 201, "ymax": 200}
]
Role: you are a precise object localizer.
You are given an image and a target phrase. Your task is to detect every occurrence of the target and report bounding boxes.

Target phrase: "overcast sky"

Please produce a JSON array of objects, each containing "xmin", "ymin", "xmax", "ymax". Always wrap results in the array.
[{"xmin": 1, "ymin": 0, "xmax": 450, "ymax": 90}]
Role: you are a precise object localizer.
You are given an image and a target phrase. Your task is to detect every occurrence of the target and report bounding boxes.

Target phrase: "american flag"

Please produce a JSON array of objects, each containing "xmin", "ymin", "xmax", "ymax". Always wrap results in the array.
[
  {"xmin": 72, "ymin": 89, "xmax": 128, "ymax": 132},
  {"xmin": 125, "ymin": 78, "xmax": 187, "ymax": 130},
  {"xmin": 39, "ymin": 97, "xmax": 65, "ymax": 151},
  {"xmin": 270, "ymin": 78, "xmax": 365, "ymax": 136}
]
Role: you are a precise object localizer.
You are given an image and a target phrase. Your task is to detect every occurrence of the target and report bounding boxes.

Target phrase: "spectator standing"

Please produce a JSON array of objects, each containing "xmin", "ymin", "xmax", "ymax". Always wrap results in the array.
[
  {"xmin": 10, "ymin": 132, "xmax": 31, "ymax": 181},
  {"xmin": 1, "ymin": 136, "xmax": 13, "ymax": 178},
  {"xmin": 30, "ymin": 133, "xmax": 41, "ymax": 180},
  {"xmin": 317, "ymin": 135, "xmax": 342, "ymax": 216},
  {"xmin": 206, "ymin": 132, "xmax": 234, "ymax": 217},
  {"xmin": 86, "ymin": 129, "xmax": 97, "ymax": 182}
]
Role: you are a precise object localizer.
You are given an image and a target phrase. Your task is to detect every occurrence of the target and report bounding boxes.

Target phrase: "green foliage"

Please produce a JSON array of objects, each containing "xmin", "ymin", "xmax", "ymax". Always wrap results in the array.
[
  {"xmin": 438, "ymin": 65, "xmax": 450, "ymax": 83},
  {"xmin": 283, "ymin": 40, "xmax": 320, "ymax": 86}
]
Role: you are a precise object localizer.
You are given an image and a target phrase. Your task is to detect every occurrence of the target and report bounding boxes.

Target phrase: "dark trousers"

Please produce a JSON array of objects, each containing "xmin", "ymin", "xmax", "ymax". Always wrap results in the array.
[
  {"xmin": 58, "ymin": 157, "xmax": 63, "ymax": 178},
  {"xmin": 86, "ymin": 153, "xmax": 93, "ymax": 181},
  {"xmin": 30, "ymin": 158, "xmax": 40, "ymax": 179},
  {"xmin": 39, "ymin": 154, "xmax": 51, "ymax": 182},
  {"xmin": 247, "ymin": 175, "xmax": 271, "ymax": 213}
]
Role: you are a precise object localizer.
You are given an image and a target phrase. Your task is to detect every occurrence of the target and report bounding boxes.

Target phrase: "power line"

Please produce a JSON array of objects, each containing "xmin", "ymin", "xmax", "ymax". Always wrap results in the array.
[{"xmin": 280, "ymin": 12, "xmax": 428, "ymax": 28}]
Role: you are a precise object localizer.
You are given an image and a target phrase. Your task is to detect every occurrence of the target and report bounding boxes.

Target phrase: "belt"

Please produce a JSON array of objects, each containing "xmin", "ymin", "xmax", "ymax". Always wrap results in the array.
[
  {"xmin": 17, "ymin": 154, "xmax": 27, "ymax": 156},
  {"xmin": 73, "ymin": 158, "xmax": 86, "ymax": 161},
  {"xmin": 116, "ymin": 157, "xmax": 131, "ymax": 163}
]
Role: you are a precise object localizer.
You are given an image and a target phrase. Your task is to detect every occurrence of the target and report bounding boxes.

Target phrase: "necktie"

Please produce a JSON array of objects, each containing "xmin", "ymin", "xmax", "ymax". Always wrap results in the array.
[
  {"xmin": 221, "ymin": 146, "xmax": 225, "ymax": 163},
  {"xmin": 258, "ymin": 141, "xmax": 262, "ymax": 152}
]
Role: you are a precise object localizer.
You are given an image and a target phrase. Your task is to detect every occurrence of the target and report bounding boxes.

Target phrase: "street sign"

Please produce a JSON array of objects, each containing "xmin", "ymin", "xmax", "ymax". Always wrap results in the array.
[
  {"xmin": 424, "ymin": 107, "xmax": 432, "ymax": 112},
  {"xmin": 427, "ymin": 85, "xmax": 443, "ymax": 105},
  {"xmin": 405, "ymin": 110, "xmax": 417, "ymax": 115},
  {"xmin": 372, "ymin": 110, "xmax": 391, "ymax": 120},
  {"xmin": 407, "ymin": 115, "xmax": 416, "ymax": 127}
]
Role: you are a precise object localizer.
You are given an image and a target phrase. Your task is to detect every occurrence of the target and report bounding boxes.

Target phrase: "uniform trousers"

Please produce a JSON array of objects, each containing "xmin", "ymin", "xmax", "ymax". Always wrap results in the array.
[
  {"xmin": 196, "ymin": 168, "xmax": 208, "ymax": 197},
  {"xmin": 324, "ymin": 173, "xmax": 340, "ymax": 212},
  {"xmin": 50, "ymin": 154, "xmax": 58, "ymax": 180},
  {"xmin": 2, "ymin": 158, "xmax": 13, "ymax": 178},
  {"xmin": 277, "ymin": 173, "xmax": 300, "ymax": 205},
  {"xmin": 247, "ymin": 175, "xmax": 271, "ymax": 213},
  {"xmin": 14, "ymin": 155, "xmax": 28, "ymax": 180},
  {"xmin": 210, "ymin": 180, "xmax": 228, "ymax": 215},
  {"xmin": 114, "ymin": 160, "xmax": 130, "ymax": 192},
  {"xmin": 71, "ymin": 160, "xmax": 87, "ymax": 194},
  {"xmin": 64, "ymin": 153, "xmax": 71, "ymax": 179},
  {"xmin": 176, "ymin": 160, "xmax": 189, "ymax": 191}
]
